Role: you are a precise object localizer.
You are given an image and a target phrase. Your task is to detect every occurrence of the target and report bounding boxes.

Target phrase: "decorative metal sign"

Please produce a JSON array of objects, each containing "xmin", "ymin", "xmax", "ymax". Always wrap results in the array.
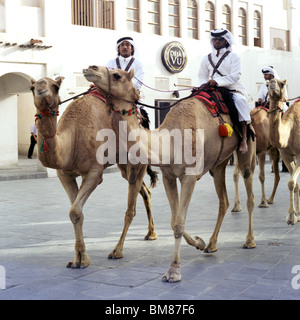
[{"xmin": 161, "ymin": 42, "xmax": 187, "ymax": 74}]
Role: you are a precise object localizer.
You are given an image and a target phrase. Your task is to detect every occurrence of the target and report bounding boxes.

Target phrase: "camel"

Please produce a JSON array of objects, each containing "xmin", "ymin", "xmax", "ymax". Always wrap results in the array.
[
  {"xmin": 231, "ymin": 107, "xmax": 280, "ymax": 211},
  {"xmin": 83, "ymin": 65, "xmax": 257, "ymax": 282},
  {"xmin": 267, "ymin": 78, "xmax": 300, "ymax": 225},
  {"xmin": 30, "ymin": 77, "xmax": 158, "ymax": 268}
]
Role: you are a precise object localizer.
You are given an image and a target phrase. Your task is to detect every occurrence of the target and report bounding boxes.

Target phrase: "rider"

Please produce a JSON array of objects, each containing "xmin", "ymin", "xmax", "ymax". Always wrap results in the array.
[
  {"xmin": 198, "ymin": 28, "xmax": 251, "ymax": 154},
  {"xmin": 257, "ymin": 66, "xmax": 288, "ymax": 112},
  {"xmin": 106, "ymin": 36, "xmax": 145, "ymax": 92},
  {"xmin": 106, "ymin": 36, "xmax": 150, "ymax": 128}
]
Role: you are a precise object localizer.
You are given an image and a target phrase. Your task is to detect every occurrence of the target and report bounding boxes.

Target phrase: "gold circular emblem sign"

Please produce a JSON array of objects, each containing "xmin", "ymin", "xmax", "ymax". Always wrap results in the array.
[{"xmin": 161, "ymin": 42, "xmax": 188, "ymax": 74}]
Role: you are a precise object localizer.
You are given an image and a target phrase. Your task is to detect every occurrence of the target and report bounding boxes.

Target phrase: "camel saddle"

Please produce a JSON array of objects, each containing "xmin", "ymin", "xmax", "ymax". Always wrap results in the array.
[
  {"xmin": 193, "ymin": 84, "xmax": 255, "ymax": 142},
  {"xmin": 193, "ymin": 84, "xmax": 230, "ymax": 118}
]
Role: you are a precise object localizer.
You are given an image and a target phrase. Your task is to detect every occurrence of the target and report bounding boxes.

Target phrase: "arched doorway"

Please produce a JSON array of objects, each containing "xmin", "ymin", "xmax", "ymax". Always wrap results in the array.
[{"xmin": 0, "ymin": 71, "xmax": 39, "ymax": 167}]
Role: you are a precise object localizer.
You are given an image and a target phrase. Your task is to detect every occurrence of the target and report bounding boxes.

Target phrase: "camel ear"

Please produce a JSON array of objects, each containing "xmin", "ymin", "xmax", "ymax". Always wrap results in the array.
[
  {"xmin": 30, "ymin": 78, "xmax": 36, "ymax": 91},
  {"xmin": 55, "ymin": 77, "xmax": 64, "ymax": 88},
  {"xmin": 266, "ymin": 80, "xmax": 270, "ymax": 87},
  {"xmin": 128, "ymin": 69, "xmax": 135, "ymax": 81},
  {"xmin": 282, "ymin": 79, "xmax": 287, "ymax": 86}
]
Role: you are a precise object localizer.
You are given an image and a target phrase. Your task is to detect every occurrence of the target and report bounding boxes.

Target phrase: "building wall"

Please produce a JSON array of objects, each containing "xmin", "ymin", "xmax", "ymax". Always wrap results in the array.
[{"xmin": 0, "ymin": 0, "xmax": 300, "ymax": 166}]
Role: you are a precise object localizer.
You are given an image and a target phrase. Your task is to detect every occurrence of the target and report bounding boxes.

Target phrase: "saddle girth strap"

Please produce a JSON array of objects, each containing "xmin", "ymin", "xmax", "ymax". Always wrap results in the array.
[
  {"xmin": 116, "ymin": 57, "xmax": 135, "ymax": 72},
  {"xmin": 208, "ymin": 51, "xmax": 231, "ymax": 78}
]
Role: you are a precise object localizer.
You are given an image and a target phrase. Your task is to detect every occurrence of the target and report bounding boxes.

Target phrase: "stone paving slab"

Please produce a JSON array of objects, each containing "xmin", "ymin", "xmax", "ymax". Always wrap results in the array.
[{"xmin": 0, "ymin": 164, "xmax": 299, "ymax": 301}]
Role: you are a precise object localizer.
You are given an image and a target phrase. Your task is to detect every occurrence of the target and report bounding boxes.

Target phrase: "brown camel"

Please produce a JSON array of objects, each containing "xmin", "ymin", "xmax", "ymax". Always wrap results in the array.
[
  {"xmin": 231, "ymin": 107, "xmax": 280, "ymax": 212},
  {"xmin": 83, "ymin": 65, "xmax": 257, "ymax": 282},
  {"xmin": 30, "ymin": 77, "xmax": 158, "ymax": 268},
  {"xmin": 267, "ymin": 78, "xmax": 300, "ymax": 225}
]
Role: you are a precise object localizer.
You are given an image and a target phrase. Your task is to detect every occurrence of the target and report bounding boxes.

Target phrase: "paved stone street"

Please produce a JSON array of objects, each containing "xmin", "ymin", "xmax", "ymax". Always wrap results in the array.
[{"xmin": 0, "ymin": 159, "xmax": 299, "ymax": 301}]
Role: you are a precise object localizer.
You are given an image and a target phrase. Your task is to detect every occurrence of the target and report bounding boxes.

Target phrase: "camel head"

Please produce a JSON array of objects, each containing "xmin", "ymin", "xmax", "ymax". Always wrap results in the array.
[
  {"xmin": 31, "ymin": 77, "xmax": 63, "ymax": 110},
  {"xmin": 83, "ymin": 65, "xmax": 139, "ymax": 102},
  {"xmin": 267, "ymin": 78, "xmax": 287, "ymax": 103}
]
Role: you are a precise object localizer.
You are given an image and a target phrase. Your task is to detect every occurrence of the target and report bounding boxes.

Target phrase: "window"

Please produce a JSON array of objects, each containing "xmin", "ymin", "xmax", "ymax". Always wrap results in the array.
[
  {"xmin": 205, "ymin": 1, "xmax": 215, "ymax": 34},
  {"xmin": 71, "ymin": 0, "xmax": 114, "ymax": 29},
  {"xmin": 254, "ymin": 11, "xmax": 262, "ymax": 47},
  {"xmin": 0, "ymin": 0, "xmax": 5, "ymax": 32},
  {"xmin": 238, "ymin": 8, "xmax": 247, "ymax": 46},
  {"xmin": 270, "ymin": 28, "xmax": 290, "ymax": 51},
  {"xmin": 187, "ymin": 0, "xmax": 198, "ymax": 39},
  {"xmin": 20, "ymin": 0, "xmax": 42, "ymax": 6},
  {"xmin": 169, "ymin": 0, "xmax": 180, "ymax": 37},
  {"xmin": 222, "ymin": 4, "xmax": 231, "ymax": 31},
  {"xmin": 148, "ymin": 0, "xmax": 160, "ymax": 35},
  {"xmin": 127, "ymin": 0, "xmax": 140, "ymax": 32}
]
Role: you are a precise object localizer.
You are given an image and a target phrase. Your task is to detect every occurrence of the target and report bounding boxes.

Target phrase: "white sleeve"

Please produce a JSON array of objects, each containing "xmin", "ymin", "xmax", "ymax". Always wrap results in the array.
[
  {"xmin": 257, "ymin": 84, "xmax": 266, "ymax": 101},
  {"xmin": 106, "ymin": 59, "xmax": 117, "ymax": 69},
  {"xmin": 131, "ymin": 60, "xmax": 144, "ymax": 90}
]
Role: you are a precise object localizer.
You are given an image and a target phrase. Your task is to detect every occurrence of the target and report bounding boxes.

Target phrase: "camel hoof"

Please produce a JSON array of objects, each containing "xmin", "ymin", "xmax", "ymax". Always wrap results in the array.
[
  {"xmin": 242, "ymin": 242, "xmax": 256, "ymax": 249},
  {"xmin": 195, "ymin": 236, "xmax": 205, "ymax": 251},
  {"xmin": 144, "ymin": 231, "xmax": 158, "ymax": 241},
  {"xmin": 231, "ymin": 206, "xmax": 242, "ymax": 213},
  {"xmin": 66, "ymin": 260, "xmax": 90, "ymax": 269},
  {"xmin": 204, "ymin": 246, "xmax": 218, "ymax": 254},
  {"xmin": 267, "ymin": 199, "xmax": 274, "ymax": 205},
  {"xmin": 258, "ymin": 201, "xmax": 269, "ymax": 208},
  {"xmin": 162, "ymin": 268, "xmax": 181, "ymax": 283},
  {"xmin": 286, "ymin": 214, "xmax": 298, "ymax": 225},
  {"xmin": 108, "ymin": 250, "xmax": 123, "ymax": 259}
]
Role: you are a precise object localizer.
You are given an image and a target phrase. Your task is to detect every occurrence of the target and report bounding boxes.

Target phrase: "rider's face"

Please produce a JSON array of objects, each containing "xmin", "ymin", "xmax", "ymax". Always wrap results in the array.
[
  {"xmin": 118, "ymin": 41, "xmax": 134, "ymax": 58},
  {"xmin": 212, "ymin": 37, "xmax": 228, "ymax": 50}
]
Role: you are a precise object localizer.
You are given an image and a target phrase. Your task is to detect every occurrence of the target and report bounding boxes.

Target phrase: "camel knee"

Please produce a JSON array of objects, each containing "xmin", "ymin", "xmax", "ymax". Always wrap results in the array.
[
  {"xmin": 69, "ymin": 206, "xmax": 83, "ymax": 225},
  {"xmin": 288, "ymin": 180, "xmax": 296, "ymax": 192},
  {"xmin": 259, "ymin": 174, "xmax": 265, "ymax": 184},
  {"xmin": 173, "ymin": 224, "xmax": 184, "ymax": 239},
  {"xmin": 233, "ymin": 171, "xmax": 239, "ymax": 183},
  {"xmin": 125, "ymin": 209, "xmax": 136, "ymax": 223},
  {"xmin": 243, "ymin": 167, "xmax": 251, "ymax": 180}
]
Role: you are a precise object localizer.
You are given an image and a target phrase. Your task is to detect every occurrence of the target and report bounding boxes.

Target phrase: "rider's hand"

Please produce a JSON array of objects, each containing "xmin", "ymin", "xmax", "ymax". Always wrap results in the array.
[{"xmin": 207, "ymin": 80, "xmax": 218, "ymax": 87}]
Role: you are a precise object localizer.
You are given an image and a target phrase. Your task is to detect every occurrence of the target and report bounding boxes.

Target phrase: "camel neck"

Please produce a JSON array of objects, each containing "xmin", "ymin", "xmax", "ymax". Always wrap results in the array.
[{"xmin": 268, "ymin": 100, "xmax": 288, "ymax": 149}]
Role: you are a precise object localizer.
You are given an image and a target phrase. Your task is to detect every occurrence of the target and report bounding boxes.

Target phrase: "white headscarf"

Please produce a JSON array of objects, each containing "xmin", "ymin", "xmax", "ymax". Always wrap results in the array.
[
  {"xmin": 262, "ymin": 66, "xmax": 280, "ymax": 79},
  {"xmin": 116, "ymin": 36, "xmax": 135, "ymax": 55},
  {"xmin": 210, "ymin": 29, "xmax": 235, "ymax": 51}
]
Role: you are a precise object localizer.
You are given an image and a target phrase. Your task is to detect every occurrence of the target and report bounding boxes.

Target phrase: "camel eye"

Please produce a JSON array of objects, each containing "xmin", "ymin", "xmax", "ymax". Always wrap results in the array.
[{"xmin": 113, "ymin": 73, "xmax": 121, "ymax": 80}]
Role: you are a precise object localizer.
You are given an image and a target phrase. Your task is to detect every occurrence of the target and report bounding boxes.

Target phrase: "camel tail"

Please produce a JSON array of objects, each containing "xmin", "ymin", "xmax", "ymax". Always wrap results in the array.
[
  {"xmin": 140, "ymin": 108, "xmax": 151, "ymax": 130},
  {"xmin": 147, "ymin": 165, "xmax": 159, "ymax": 188}
]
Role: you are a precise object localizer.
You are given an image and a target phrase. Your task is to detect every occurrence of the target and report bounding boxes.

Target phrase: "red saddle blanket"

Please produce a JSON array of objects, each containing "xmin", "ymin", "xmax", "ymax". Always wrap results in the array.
[
  {"xmin": 193, "ymin": 85, "xmax": 229, "ymax": 117},
  {"xmin": 87, "ymin": 85, "xmax": 106, "ymax": 102}
]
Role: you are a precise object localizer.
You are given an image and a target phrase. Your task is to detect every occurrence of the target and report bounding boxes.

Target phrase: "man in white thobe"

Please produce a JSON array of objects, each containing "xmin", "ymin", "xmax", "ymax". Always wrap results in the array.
[
  {"xmin": 198, "ymin": 29, "xmax": 251, "ymax": 154},
  {"xmin": 106, "ymin": 36, "xmax": 144, "ymax": 91}
]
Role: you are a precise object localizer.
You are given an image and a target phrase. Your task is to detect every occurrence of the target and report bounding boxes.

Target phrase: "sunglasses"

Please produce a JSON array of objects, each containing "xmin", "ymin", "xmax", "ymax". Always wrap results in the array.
[{"xmin": 212, "ymin": 37, "xmax": 226, "ymax": 42}]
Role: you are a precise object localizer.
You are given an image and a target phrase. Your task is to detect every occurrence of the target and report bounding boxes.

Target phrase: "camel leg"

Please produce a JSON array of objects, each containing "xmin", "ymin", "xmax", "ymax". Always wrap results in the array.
[
  {"xmin": 108, "ymin": 166, "xmax": 146, "ymax": 259},
  {"xmin": 66, "ymin": 168, "xmax": 103, "ymax": 268},
  {"xmin": 267, "ymin": 148, "xmax": 280, "ymax": 204},
  {"xmin": 205, "ymin": 160, "xmax": 229, "ymax": 253},
  {"xmin": 282, "ymin": 154, "xmax": 300, "ymax": 225},
  {"xmin": 118, "ymin": 164, "xmax": 157, "ymax": 241},
  {"xmin": 257, "ymin": 151, "xmax": 269, "ymax": 208},
  {"xmin": 162, "ymin": 174, "xmax": 198, "ymax": 283},
  {"xmin": 231, "ymin": 156, "xmax": 242, "ymax": 212},
  {"xmin": 139, "ymin": 182, "xmax": 157, "ymax": 240},
  {"xmin": 57, "ymin": 170, "xmax": 79, "ymax": 204},
  {"xmin": 237, "ymin": 146, "xmax": 256, "ymax": 249}
]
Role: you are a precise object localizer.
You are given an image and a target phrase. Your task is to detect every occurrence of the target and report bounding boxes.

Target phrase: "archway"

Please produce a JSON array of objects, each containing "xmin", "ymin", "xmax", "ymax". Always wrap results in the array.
[{"xmin": 0, "ymin": 72, "xmax": 35, "ymax": 166}]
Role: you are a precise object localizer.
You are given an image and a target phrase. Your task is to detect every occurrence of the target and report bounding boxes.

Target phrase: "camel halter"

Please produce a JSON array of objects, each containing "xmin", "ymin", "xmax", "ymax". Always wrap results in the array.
[
  {"xmin": 104, "ymin": 67, "xmax": 138, "ymax": 116},
  {"xmin": 35, "ymin": 101, "xmax": 59, "ymax": 153}
]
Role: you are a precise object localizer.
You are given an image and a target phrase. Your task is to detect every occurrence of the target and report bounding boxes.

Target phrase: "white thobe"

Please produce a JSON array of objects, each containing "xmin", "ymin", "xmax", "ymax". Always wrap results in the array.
[
  {"xmin": 106, "ymin": 56, "xmax": 144, "ymax": 91},
  {"xmin": 198, "ymin": 47, "xmax": 251, "ymax": 124}
]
